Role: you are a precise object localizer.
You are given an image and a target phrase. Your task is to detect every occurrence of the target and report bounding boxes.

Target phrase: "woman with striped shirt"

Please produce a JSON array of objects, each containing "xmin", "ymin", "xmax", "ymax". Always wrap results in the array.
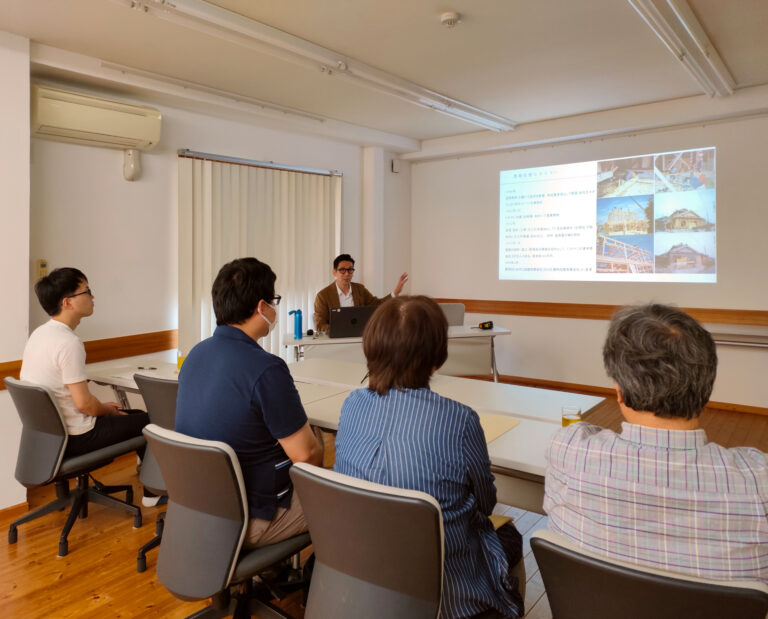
[{"xmin": 334, "ymin": 295, "xmax": 524, "ymax": 619}]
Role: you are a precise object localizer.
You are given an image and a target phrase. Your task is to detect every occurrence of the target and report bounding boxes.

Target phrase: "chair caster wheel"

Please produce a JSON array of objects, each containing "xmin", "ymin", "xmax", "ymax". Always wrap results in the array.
[
  {"xmin": 134, "ymin": 514, "xmax": 142, "ymax": 528},
  {"xmin": 8, "ymin": 527, "xmax": 18, "ymax": 544},
  {"xmin": 137, "ymin": 556, "xmax": 147, "ymax": 573},
  {"xmin": 58, "ymin": 541, "xmax": 68, "ymax": 557}
]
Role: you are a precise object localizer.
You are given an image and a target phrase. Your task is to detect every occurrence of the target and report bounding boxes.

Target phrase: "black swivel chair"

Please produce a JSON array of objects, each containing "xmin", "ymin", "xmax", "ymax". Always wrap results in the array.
[
  {"xmin": 531, "ymin": 529, "xmax": 768, "ymax": 619},
  {"xmin": 143, "ymin": 423, "xmax": 311, "ymax": 619},
  {"xmin": 134, "ymin": 373, "xmax": 178, "ymax": 572},
  {"xmin": 289, "ymin": 462, "xmax": 445, "ymax": 619},
  {"xmin": 5, "ymin": 377, "xmax": 143, "ymax": 557}
]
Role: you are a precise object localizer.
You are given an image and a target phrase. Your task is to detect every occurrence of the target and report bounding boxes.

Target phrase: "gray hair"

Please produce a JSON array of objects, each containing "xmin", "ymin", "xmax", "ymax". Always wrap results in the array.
[{"xmin": 602, "ymin": 304, "xmax": 717, "ymax": 419}]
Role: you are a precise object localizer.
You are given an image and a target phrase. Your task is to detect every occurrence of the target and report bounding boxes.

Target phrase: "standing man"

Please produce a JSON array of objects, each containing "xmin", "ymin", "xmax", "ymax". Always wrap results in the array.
[
  {"xmin": 176, "ymin": 257, "xmax": 323, "ymax": 547},
  {"xmin": 544, "ymin": 304, "xmax": 768, "ymax": 583},
  {"xmin": 21, "ymin": 268, "xmax": 153, "ymax": 500},
  {"xmin": 312, "ymin": 253, "xmax": 408, "ymax": 332}
]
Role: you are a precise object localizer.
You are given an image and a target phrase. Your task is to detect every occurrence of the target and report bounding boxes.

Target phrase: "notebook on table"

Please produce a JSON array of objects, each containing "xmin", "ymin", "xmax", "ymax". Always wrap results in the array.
[{"xmin": 328, "ymin": 305, "xmax": 376, "ymax": 338}]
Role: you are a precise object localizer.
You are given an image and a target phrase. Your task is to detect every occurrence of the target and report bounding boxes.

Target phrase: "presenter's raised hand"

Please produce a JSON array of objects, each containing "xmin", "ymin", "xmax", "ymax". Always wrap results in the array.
[{"xmin": 394, "ymin": 272, "xmax": 409, "ymax": 296}]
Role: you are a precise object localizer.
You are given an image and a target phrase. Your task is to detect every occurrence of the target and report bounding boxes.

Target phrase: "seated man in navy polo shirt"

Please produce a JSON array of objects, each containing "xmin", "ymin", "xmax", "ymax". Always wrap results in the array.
[{"xmin": 176, "ymin": 257, "xmax": 323, "ymax": 547}]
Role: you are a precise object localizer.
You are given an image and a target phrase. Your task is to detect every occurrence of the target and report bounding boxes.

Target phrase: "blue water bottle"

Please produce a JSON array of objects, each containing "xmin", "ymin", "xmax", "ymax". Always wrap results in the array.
[{"xmin": 289, "ymin": 309, "xmax": 303, "ymax": 340}]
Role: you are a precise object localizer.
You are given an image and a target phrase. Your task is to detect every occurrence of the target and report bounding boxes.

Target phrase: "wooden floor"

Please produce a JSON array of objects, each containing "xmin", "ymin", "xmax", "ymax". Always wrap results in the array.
[{"xmin": 2, "ymin": 399, "xmax": 766, "ymax": 618}]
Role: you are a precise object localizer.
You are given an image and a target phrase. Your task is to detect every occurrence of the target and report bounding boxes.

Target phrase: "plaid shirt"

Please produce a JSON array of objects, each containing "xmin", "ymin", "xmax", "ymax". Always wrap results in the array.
[{"xmin": 544, "ymin": 422, "xmax": 768, "ymax": 582}]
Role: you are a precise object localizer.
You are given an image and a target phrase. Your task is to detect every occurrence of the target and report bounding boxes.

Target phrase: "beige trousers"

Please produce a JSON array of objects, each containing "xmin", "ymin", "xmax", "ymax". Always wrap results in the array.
[{"xmin": 245, "ymin": 491, "xmax": 308, "ymax": 548}]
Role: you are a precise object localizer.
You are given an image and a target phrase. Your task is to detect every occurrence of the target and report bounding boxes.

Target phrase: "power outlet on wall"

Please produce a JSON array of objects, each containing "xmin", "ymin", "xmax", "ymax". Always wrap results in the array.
[{"xmin": 36, "ymin": 258, "xmax": 48, "ymax": 279}]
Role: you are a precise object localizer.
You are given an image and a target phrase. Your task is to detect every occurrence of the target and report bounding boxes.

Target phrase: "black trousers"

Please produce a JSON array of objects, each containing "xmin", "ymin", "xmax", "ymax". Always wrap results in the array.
[
  {"xmin": 65, "ymin": 411, "xmax": 149, "ymax": 459},
  {"xmin": 497, "ymin": 522, "xmax": 525, "ymax": 614}
]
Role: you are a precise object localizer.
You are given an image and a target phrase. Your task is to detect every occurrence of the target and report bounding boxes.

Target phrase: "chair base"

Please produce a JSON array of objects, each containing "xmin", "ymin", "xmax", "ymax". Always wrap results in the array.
[
  {"xmin": 137, "ymin": 511, "xmax": 165, "ymax": 572},
  {"xmin": 185, "ymin": 560, "xmax": 310, "ymax": 619},
  {"xmin": 8, "ymin": 473, "xmax": 142, "ymax": 557}
]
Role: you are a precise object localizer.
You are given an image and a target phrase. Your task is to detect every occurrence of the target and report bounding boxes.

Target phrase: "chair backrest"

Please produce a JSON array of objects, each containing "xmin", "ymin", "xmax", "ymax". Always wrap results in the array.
[
  {"xmin": 134, "ymin": 374, "xmax": 178, "ymax": 492},
  {"xmin": 438, "ymin": 302, "xmax": 465, "ymax": 326},
  {"xmin": 290, "ymin": 462, "xmax": 444, "ymax": 619},
  {"xmin": 531, "ymin": 529, "xmax": 768, "ymax": 619},
  {"xmin": 134, "ymin": 374, "xmax": 178, "ymax": 429},
  {"xmin": 143, "ymin": 424, "xmax": 248, "ymax": 601},
  {"xmin": 4, "ymin": 377, "xmax": 68, "ymax": 486}
]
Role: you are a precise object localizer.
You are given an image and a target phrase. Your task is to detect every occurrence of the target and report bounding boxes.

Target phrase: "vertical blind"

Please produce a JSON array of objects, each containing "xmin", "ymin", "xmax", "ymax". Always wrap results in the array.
[{"xmin": 178, "ymin": 153, "xmax": 341, "ymax": 357}]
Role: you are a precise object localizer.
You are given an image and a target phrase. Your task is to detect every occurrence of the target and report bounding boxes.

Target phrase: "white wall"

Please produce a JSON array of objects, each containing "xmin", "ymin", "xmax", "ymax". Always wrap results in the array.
[
  {"xmin": 0, "ymin": 32, "xmax": 30, "ymax": 509},
  {"xmin": 412, "ymin": 117, "xmax": 768, "ymax": 407},
  {"xmin": 29, "ymin": 99, "xmax": 365, "ymax": 339},
  {"xmin": 383, "ymin": 153, "xmax": 412, "ymax": 293}
]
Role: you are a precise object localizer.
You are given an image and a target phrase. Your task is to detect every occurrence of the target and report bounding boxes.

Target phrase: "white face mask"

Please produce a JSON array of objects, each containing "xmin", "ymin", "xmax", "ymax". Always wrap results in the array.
[{"xmin": 258, "ymin": 303, "xmax": 278, "ymax": 334}]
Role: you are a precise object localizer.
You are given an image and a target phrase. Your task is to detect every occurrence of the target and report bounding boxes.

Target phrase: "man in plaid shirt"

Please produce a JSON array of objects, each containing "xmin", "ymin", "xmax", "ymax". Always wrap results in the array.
[{"xmin": 544, "ymin": 304, "xmax": 768, "ymax": 582}]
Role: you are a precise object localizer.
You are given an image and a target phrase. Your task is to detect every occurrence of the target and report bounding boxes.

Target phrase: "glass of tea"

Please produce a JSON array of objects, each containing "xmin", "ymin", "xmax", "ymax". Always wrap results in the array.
[{"xmin": 561, "ymin": 406, "xmax": 582, "ymax": 427}]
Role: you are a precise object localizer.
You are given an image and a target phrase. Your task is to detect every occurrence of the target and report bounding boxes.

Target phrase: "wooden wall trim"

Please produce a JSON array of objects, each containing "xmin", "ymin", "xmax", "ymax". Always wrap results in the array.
[
  {"xmin": 434, "ymin": 299, "xmax": 768, "ymax": 326},
  {"xmin": 83, "ymin": 329, "xmax": 177, "ymax": 364},
  {"xmin": 464, "ymin": 373, "xmax": 768, "ymax": 417},
  {"xmin": 0, "ymin": 329, "xmax": 177, "ymax": 391}
]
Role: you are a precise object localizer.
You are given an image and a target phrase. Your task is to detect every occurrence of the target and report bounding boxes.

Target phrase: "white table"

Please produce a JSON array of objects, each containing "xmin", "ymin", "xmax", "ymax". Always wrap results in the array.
[
  {"xmin": 88, "ymin": 357, "xmax": 606, "ymax": 513},
  {"xmin": 285, "ymin": 325, "xmax": 511, "ymax": 381},
  {"xmin": 88, "ymin": 362, "xmax": 179, "ymax": 408},
  {"xmin": 289, "ymin": 358, "xmax": 604, "ymax": 513}
]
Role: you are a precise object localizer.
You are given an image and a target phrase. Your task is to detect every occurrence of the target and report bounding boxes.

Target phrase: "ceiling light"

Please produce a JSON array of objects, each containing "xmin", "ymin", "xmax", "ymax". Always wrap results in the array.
[
  {"xmin": 105, "ymin": 0, "xmax": 516, "ymax": 132},
  {"xmin": 628, "ymin": 0, "xmax": 734, "ymax": 97},
  {"xmin": 440, "ymin": 12, "xmax": 462, "ymax": 28}
]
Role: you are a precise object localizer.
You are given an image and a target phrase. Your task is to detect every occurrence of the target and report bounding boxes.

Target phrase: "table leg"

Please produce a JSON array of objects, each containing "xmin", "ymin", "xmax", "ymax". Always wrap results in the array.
[
  {"xmin": 111, "ymin": 385, "xmax": 131, "ymax": 410},
  {"xmin": 491, "ymin": 336, "xmax": 499, "ymax": 383}
]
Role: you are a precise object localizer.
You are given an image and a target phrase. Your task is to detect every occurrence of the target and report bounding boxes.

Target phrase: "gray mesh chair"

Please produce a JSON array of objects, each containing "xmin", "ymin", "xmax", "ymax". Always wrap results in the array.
[
  {"xmin": 531, "ymin": 529, "xmax": 768, "ymax": 619},
  {"xmin": 5, "ymin": 377, "xmax": 143, "ymax": 557},
  {"xmin": 134, "ymin": 373, "xmax": 178, "ymax": 572},
  {"xmin": 143, "ymin": 424, "xmax": 311, "ymax": 618},
  {"xmin": 289, "ymin": 462, "xmax": 444, "ymax": 619}
]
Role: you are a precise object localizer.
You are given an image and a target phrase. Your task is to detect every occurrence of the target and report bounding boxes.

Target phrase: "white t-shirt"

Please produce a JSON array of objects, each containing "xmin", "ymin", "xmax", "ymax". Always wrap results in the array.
[{"xmin": 20, "ymin": 319, "xmax": 95, "ymax": 435}]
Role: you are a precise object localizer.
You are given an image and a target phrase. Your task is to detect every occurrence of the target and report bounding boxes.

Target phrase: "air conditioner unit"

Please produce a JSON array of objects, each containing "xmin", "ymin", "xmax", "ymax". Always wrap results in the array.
[{"xmin": 31, "ymin": 85, "xmax": 162, "ymax": 151}]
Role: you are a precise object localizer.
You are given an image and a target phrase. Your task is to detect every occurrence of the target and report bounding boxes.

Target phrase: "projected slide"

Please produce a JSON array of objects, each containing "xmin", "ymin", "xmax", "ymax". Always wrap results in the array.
[{"xmin": 499, "ymin": 147, "xmax": 716, "ymax": 282}]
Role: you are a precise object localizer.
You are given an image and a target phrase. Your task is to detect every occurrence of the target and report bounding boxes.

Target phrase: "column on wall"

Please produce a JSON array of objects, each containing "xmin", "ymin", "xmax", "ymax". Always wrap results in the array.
[
  {"xmin": 0, "ymin": 31, "xmax": 31, "ymax": 508},
  {"xmin": 361, "ymin": 146, "xmax": 386, "ymax": 293}
]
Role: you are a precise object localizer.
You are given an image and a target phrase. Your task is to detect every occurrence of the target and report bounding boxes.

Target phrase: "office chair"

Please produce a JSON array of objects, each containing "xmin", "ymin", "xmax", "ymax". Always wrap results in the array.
[
  {"xmin": 143, "ymin": 424, "xmax": 311, "ymax": 619},
  {"xmin": 530, "ymin": 529, "xmax": 768, "ymax": 619},
  {"xmin": 289, "ymin": 462, "xmax": 444, "ymax": 619},
  {"xmin": 134, "ymin": 373, "xmax": 177, "ymax": 572},
  {"xmin": 5, "ymin": 377, "xmax": 143, "ymax": 557},
  {"xmin": 438, "ymin": 302, "xmax": 465, "ymax": 327}
]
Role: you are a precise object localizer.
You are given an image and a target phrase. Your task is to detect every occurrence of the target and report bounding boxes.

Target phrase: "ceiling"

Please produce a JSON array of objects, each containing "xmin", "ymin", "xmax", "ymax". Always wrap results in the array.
[{"xmin": 1, "ymin": 0, "xmax": 767, "ymax": 142}]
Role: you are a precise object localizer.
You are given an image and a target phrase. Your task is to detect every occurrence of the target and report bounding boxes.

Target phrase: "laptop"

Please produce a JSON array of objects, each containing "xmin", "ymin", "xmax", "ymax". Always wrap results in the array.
[{"xmin": 328, "ymin": 305, "xmax": 377, "ymax": 338}]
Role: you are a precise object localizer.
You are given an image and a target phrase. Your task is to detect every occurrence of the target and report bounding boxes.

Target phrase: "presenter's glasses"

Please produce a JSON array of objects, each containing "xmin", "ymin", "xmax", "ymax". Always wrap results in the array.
[
  {"xmin": 271, "ymin": 295, "xmax": 282, "ymax": 306},
  {"xmin": 336, "ymin": 268, "xmax": 355, "ymax": 274}
]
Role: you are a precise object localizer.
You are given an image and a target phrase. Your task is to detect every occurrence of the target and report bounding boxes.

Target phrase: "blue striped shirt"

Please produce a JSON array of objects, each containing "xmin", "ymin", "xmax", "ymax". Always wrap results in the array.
[
  {"xmin": 335, "ymin": 387, "xmax": 522, "ymax": 619},
  {"xmin": 544, "ymin": 421, "xmax": 768, "ymax": 582}
]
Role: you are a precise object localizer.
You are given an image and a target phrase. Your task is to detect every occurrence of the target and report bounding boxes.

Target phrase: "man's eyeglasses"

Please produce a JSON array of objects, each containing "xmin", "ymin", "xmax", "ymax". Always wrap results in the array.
[
  {"xmin": 336, "ymin": 268, "xmax": 355, "ymax": 274},
  {"xmin": 67, "ymin": 288, "xmax": 92, "ymax": 298},
  {"xmin": 271, "ymin": 295, "xmax": 282, "ymax": 306}
]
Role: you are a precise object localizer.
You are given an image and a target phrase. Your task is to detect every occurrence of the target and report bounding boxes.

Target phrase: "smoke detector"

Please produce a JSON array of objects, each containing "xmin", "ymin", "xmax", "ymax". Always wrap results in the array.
[{"xmin": 440, "ymin": 11, "xmax": 461, "ymax": 28}]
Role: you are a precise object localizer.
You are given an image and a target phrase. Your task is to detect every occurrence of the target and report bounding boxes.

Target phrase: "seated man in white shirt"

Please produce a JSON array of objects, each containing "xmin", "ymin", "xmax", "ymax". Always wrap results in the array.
[
  {"xmin": 312, "ymin": 253, "xmax": 408, "ymax": 332},
  {"xmin": 20, "ymin": 268, "xmax": 158, "ymax": 506}
]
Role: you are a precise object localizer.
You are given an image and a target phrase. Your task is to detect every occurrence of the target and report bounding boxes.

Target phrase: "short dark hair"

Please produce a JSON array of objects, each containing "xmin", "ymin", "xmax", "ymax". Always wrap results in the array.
[
  {"xmin": 211, "ymin": 258, "xmax": 276, "ymax": 326},
  {"xmin": 34, "ymin": 267, "xmax": 88, "ymax": 316},
  {"xmin": 363, "ymin": 295, "xmax": 448, "ymax": 395},
  {"xmin": 603, "ymin": 304, "xmax": 717, "ymax": 419},
  {"xmin": 333, "ymin": 254, "xmax": 355, "ymax": 270}
]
